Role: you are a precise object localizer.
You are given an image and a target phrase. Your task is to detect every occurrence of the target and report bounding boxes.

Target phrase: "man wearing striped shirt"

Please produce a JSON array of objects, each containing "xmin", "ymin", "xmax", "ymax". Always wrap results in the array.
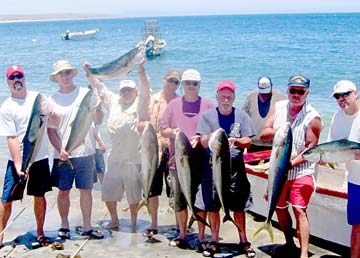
[{"xmin": 260, "ymin": 75, "xmax": 322, "ymax": 258}]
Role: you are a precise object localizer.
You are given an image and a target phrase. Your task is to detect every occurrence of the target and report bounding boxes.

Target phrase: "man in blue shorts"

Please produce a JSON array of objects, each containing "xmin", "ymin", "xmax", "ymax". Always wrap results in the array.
[
  {"xmin": 0, "ymin": 65, "xmax": 53, "ymax": 247},
  {"xmin": 195, "ymin": 80, "xmax": 256, "ymax": 258},
  {"xmin": 328, "ymin": 80, "xmax": 360, "ymax": 258},
  {"xmin": 47, "ymin": 60, "xmax": 104, "ymax": 239}
]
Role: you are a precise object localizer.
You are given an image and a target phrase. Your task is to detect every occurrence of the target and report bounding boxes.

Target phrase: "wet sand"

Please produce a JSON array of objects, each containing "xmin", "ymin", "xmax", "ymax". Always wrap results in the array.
[{"xmin": 0, "ymin": 178, "xmax": 349, "ymax": 258}]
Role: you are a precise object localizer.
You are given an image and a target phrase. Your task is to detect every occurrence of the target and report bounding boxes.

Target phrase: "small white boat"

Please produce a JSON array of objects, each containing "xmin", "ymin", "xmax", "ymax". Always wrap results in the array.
[
  {"xmin": 61, "ymin": 29, "xmax": 99, "ymax": 40},
  {"xmin": 244, "ymin": 150, "xmax": 351, "ymax": 248},
  {"xmin": 136, "ymin": 20, "xmax": 166, "ymax": 57}
]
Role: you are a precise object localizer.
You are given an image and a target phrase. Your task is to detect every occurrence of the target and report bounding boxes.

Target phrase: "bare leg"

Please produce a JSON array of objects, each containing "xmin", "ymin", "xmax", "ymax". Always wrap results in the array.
[
  {"xmin": 276, "ymin": 207, "xmax": 295, "ymax": 245},
  {"xmin": 129, "ymin": 202, "xmax": 139, "ymax": 233},
  {"xmin": 105, "ymin": 201, "xmax": 119, "ymax": 228},
  {"xmin": 233, "ymin": 211, "xmax": 247, "ymax": 242},
  {"xmin": 79, "ymin": 189, "xmax": 93, "ymax": 232},
  {"xmin": 148, "ymin": 196, "xmax": 159, "ymax": 230},
  {"xmin": 293, "ymin": 206, "xmax": 310, "ymax": 258},
  {"xmin": 176, "ymin": 208, "xmax": 188, "ymax": 240},
  {"xmin": 57, "ymin": 189, "xmax": 70, "ymax": 229},
  {"xmin": 208, "ymin": 211, "xmax": 220, "ymax": 243},
  {"xmin": 196, "ymin": 211, "xmax": 207, "ymax": 242},
  {"xmin": 0, "ymin": 201, "xmax": 12, "ymax": 246},
  {"xmin": 351, "ymin": 224, "xmax": 360, "ymax": 258},
  {"xmin": 34, "ymin": 196, "xmax": 46, "ymax": 237}
]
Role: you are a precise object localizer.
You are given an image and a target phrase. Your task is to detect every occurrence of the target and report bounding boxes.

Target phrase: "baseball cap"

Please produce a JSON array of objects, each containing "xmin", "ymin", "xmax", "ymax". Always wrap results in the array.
[
  {"xmin": 258, "ymin": 76, "xmax": 272, "ymax": 94},
  {"xmin": 181, "ymin": 69, "xmax": 201, "ymax": 82},
  {"xmin": 332, "ymin": 80, "xmax": 357, "ymax": 96},
  {"xmin": 165, "ymin": 68, "xmax": 182, "ymax": 81},
  {"xmin": 6, "ymin": 65, "xmax": 25, "ymax": 79},
  {"xmin": 217, "ymin": 80, "xmax": 236, "ymax": 93},
  {"xmin": 287, "ymin": 75, "xmax": 310, "ymax": 88},
  {"xmin": 118, "ymin": 79, "xmax": 136, "ymax": 91}
]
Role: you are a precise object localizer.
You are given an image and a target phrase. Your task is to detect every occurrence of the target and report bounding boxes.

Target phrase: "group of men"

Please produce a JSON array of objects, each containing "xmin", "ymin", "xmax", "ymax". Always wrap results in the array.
[{"xmin": 0, "ymin": 61, "xmax": 358, "ymax": 258}]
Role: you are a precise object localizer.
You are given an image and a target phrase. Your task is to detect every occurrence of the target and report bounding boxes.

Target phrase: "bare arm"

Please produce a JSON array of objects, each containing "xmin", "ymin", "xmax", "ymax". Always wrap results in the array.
[
  {"xmin": 161, "ymin": 127, "xmax": 180, "ymax": 140},
  {"xmin": 230, "ymin": 136, "xmax": 252, "ymax": 149},
  {"xmin": 47, "ymin": 128, "xmax": 69, "ymax": 161},
  {"xmin": 260, "ymin": 106, "xmax": 276, "ymax": 141},
  {"xmin": 7, "ymin": 136, "xmax": 23, "ymax": 177}
]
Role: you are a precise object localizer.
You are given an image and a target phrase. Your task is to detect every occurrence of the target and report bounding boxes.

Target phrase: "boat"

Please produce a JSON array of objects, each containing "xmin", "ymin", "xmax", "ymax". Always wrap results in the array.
[
  {"xmin": 61, "ymin": 29, "xmax": 100, "ymax": 40},
  {"xmin": 136, "ymin": 20, "xmax": 166, "ymax": 57},
  {"xmin": 243, "ymin": 150, "xmax": 351, "ymax": 248}
]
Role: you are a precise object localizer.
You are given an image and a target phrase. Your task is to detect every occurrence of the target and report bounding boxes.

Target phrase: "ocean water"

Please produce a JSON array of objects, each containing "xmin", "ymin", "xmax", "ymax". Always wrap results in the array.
[{"xmin": 0, "ymin": 13, "xmax": 360, "ymax": 160}]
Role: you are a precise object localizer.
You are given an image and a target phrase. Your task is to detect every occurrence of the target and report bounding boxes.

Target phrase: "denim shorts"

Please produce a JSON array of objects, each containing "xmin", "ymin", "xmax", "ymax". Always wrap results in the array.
[
  {"xmin": 95, "ymin": 149, "xmax": 105, "ymax": 174},
  {"xmin": 51, "ymin": 155, "xmax": 95, "ymax": 190},
  {"xmin": 2, "ymin": 159, "xmax": 52, "ymax": 202},
  {"xmin": 348, "ymin": 182, "xmax": 360, "ymax": 225}
]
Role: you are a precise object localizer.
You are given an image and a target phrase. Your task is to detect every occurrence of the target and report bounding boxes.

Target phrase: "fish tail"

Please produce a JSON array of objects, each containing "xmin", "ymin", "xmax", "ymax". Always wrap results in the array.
[
  {"xmin": 222, "ymin": 213, "xmax": 233, "ymax": 224},
  {"xmin": 136, "ymin": 199, "xmax": 149, "ymax": 213},
  {"xmin": 192, "ymin": 212, "xmax": 210, "ymax": 228},
  {"xmin": 252, "ymin": 224, "xmax": 265, "ymax": 238},
  {"xmin": 328, "ymin": 163, "xmax": 336, "ymax": 169},
  {"xmin": 56, "ymin": 159, "xmax": 74, "ymax": 170},
  {"xmin": 267, "ymin": 222, "xmax": 274, "ymax": 243}
]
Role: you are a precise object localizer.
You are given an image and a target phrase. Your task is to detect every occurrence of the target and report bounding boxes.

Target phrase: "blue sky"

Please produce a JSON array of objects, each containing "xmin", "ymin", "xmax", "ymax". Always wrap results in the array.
[{"xmin": 1, "ymin": 0, "xmax": 360, "ymax": 16}]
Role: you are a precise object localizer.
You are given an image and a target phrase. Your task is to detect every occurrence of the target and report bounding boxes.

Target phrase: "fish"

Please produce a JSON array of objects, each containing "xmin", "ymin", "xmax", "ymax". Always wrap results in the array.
[
  {"xmin": 208, "ymin": 128, "xmax": 237, "ymax": 227},
  {"xmin": 253, "ymin": 122, "xmax": 293, "ymax": 242},
  {"xmin": 59, "ymin": 88, "xmax": 96, "ymax": 168},
  {"xmin": 10, "ymin": 93, "xmax": 46, "ymax": 201},
  {"xmin": 302, "ymin": 138, "xmax": 360, "ymax": 167},
  {"xmin": 137, "ymin": 123, "xmax": 159, "ymax": 212},
  {"xmin": 175, "ymin": 132, "xmax": 210, "ymax": 227},
  {"xmin": 87, "ymin": 46, "xmax": 146, "ymax": 80}
]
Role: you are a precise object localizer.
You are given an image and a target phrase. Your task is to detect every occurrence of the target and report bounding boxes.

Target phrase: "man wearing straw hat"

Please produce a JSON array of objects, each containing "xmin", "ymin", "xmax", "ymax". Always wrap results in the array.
[
  {"xmin": 47, "ymin": 60, "xmax": 104, "ymax": 239},
  {"xmin": 0, "ymin": 65, "xmax": 53, "ymax": 247}
]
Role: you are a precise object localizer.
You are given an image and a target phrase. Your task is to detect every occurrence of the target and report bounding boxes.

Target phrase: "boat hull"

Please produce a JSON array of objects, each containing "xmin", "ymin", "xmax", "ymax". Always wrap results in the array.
[{"xmin": 61, "ymin": 29, "xmax": 99, "ymax": 40}]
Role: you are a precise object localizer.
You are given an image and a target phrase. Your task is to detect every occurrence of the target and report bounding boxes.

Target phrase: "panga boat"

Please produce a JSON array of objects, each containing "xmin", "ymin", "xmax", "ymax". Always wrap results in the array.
[
  {"xmin": 136, "ymin": 20, "xmax": 166, "ymax": 57},
  {"xmin": 61, "ymin": 29, "xmax": 100, "ymax": 40},
  {"xmin": 243, "ymin": 150, "xmax": 350, "ymax": 248}
]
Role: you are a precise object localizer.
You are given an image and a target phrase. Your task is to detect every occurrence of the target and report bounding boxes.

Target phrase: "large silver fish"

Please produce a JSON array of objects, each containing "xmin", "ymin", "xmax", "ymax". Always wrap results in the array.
[
  {"xmin": 59, "ymin": 88, "xmax": 96, "ymax": 168},
  {"xmin": 302, "ymin": 139, "xmax": 360, "ymax": 165},
  {"xmin": 175, "ymin": 132, "xmax": 209, "ymax": 227},
  {"xmin": 208, "ymin": 128, "xmax": 237, "ymax": 226},
  {"xmin": 87, "ymin": 46, "xmax": 145, "ymax": 80},
  {"xmin": 11, "ymin": 93, "xmax": 46, "ymax": 201},
  {"xmin": 138, "ymin": 123, "xmax": 159, "ymax": 211},
  {"xmin": 253, "ymin": 122, "xmax": 293, "ymax": 242}
]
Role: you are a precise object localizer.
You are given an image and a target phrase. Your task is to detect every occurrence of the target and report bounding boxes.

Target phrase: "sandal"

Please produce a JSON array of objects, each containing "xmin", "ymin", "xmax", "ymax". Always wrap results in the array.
[
  {"xmin": 143, "ymin": 228, "xmax": 158, "ymax": 237},
  {"xmin": 239, "ymin": 241, "xmax": 256, "ymax": 258},
  {"xmin": 169, "ymin": 238, "xmax": 189, "ymax": 249},
  {"xmin": 196, "ymin": 241, "xmax": 208, "ymax": 253},
  {"xmin": 81, "ymin": 229, "xmax": 104, "ymax": 239},
  {"xmin": 57, "ymin": 228, "xmax": 70, "ymax": 240},
  {"xmin": 203, "ymin": 241, "xmax": 220, "ymax": 257},
  {"xmin": 37, "ymin": 236, "xmax": 51, "ymax": 247}
]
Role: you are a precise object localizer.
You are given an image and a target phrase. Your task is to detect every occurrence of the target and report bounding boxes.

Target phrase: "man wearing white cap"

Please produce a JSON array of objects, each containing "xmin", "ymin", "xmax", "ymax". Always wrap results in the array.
[
  {"xmin": 47, "ymin": 60, "xmax": 104, "ymax": 239},
  {"xmin": 242, "ymin": 76, "xmax": 285, "ymax": 152},
  {"xmin": 328, "ymin": 80, "xmax": 360, "ymax": 258},
  {"xmin": 83, "ymin": 59, "xmax": 150, "ymax": 233}
]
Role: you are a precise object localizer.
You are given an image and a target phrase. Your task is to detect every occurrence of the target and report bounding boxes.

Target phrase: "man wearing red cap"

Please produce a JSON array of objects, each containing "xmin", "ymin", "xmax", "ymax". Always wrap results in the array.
[
  {"xmin": 0, "ymin": 65, "xmax": 53, "ymax": 247},
  {"xmin": 195, "ymin": 80, "xmax": 256, "ymax": 257}
]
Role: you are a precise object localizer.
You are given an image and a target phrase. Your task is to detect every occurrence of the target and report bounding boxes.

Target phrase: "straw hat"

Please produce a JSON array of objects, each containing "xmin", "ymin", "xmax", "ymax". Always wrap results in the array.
[{"xmin": 49, "ymin": 60, "xmax": 78, "ymax": 82}]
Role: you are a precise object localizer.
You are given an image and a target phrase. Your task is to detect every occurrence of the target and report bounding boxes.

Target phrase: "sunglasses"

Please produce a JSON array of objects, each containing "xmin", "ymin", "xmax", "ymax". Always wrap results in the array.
[
  {"xmin": 8, "ymin": 73, "xmax": 24, "ymax": 80},
  {"xmin": 334, "ymin": 91, "xmax": 353, "ymax": 100},
  {"xmin": 183, "ymin": 81, "xmax": 199, "ymax": 87},
  {"xmin": 168, "ymin": 78, "xmax": 180, "ymax": 85},
  {"xmin": 59, "ymin": 70, "xmax": 72, "ymax": 76},
  {"xmin": 289, "ymin": 88, "xmax": 307, "ymax": 95},
  {"xmin": 218, "ymin": 94, "xmax": 235, "ymax": 101}
]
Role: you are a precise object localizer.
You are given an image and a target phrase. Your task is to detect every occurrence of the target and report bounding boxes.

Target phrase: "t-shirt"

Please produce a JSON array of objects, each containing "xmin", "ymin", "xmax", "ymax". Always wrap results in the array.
[
  {"xmin": 0, "ymin": 90, "xmax": 48, "ymax": 162},
  {"xmin": 345, "ymin": 111, "xmax": 360, "ymax": 185}
]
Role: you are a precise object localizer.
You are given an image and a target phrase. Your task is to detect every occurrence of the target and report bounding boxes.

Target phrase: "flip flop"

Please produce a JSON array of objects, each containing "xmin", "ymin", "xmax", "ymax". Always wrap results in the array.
[
  {"xmin": 143, "ymin": 228, "xmax": 158, "ymax": 237},
  {"xmin": 239, "ymin": 241, "xmax": 256, "ymax": 258},
  {"xmin": 81, "ymin": 229, "xmax": 104, "ymax": 239},
  {"xmin": 37, "ymin": 236, "xmax": 51, "ymax": 247},
  {"xmin": 169, "ymin": 238, "xmax": 189, "ymax": 249},
  {"xmin": 203, "ymin": 241, "xmax": 220, "ymax": 257},
  {"xmin": 57, "ymin": 228, "xmax": 70, "ymax": 240}
]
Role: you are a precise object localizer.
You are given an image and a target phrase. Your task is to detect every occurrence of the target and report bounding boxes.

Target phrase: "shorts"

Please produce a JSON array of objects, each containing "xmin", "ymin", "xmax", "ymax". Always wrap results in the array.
[
  {"xmin": 148, "ymin": 147, "xmax": 169, "ymax": 198},
  {"xmin": 95, "ymin": 149, "xmax": 106, "ymax": 174},
  {"xmin": 2, "ymin": 159, "xmax": 52, "ymax": 202},
  {"xmin": 347, "ymin": 182, "xmax": 360, "ymax": 225},
  {"xmin": 102, "ymin": 162, "xmax": 142, "ymax": 205},
  {"xmin": 277, "ymin": 174, "xmax": 315, "ymax": 209},
  {"xmin": 51, "ymin": 155, "xmax": 95, "ymax": 190}
]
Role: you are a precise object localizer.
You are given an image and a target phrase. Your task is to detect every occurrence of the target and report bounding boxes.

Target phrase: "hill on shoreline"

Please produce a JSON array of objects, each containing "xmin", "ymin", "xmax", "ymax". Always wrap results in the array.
[{"xmin": 0, "ymin": 13, "xmax": 121, "ymax": 22}]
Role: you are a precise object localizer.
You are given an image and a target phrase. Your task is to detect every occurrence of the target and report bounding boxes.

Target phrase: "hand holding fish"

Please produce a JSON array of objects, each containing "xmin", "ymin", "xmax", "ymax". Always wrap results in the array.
[
  {"xmin": 190, "ymin": 135, "xmax": 201, "ymax": 148},
  {"xmin": 59, "ymin": 147, "xmax": 69, "ymax": 161},
  {"xmin": 228, "ymin": 137, "xmax": 237, "ymax": 148}
]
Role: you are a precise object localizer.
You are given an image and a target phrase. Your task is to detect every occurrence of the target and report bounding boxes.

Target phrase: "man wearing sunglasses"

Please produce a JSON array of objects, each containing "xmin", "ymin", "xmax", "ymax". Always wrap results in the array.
[
  {"xmin": 328, "ymin": 80, "xmax": 360, "ymax": 258},
  {"xmin": 83, "ymin": 59, "xmax": 150, "ymax": 233},
  {"xmin": 261, "ymin": 75, "xmax": 322, "ymax": 258},
  {"xmin": 0, "ymin": 65, "xmax": 53, "ymax": 247},
  {"xmin": 139, "ymin": 68, "xmax": 182, "ymax": 238}
]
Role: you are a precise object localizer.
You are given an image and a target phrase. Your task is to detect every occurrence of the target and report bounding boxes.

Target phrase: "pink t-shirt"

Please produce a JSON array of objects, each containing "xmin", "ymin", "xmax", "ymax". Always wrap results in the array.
[{"xmin": 160, "ymin": 96, "xmax": 214, "ymax": 160}]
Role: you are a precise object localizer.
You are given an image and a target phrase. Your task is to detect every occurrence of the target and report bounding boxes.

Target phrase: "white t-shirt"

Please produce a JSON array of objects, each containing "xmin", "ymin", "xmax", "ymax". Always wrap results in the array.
[
  {"xmin": 0, "ymin": 90, "xmax": 48, "ymax": 162},
  {"xmin": 346, "ymin": 112, "xmax": 360, "ymax": 185},
  {"xmin": 48, "ymin": 86, "xmax": 96, "ymax": 158}
]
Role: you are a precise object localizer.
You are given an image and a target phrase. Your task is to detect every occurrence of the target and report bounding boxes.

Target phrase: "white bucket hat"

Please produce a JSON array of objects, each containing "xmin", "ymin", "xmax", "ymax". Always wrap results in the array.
[{"xmin": 49, "ymin": 60, "xmax": 78, "ymax": 82}]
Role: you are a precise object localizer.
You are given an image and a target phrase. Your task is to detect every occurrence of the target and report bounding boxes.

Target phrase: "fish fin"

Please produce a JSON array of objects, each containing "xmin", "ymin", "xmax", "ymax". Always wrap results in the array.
[
  {"xmin": 192, "ymin": 212, "xmax": 210, "ymax": 228},
  {"xmin": 252, "ymin": 224, "xmax": 265, "ymax": 238},
  {"xmin": 137, "ymin": 199, "xmax": 149, "ymax": 213},
  {"xmin": 328, "ymin": 163, "xmax": 336, "ymax": 169}
]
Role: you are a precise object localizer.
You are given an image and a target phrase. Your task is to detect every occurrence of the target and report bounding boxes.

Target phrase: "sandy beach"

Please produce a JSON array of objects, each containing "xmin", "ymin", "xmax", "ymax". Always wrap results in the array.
[{"xmin": 0, "ymin": 175, "xmax": 348, "ymax": 258}]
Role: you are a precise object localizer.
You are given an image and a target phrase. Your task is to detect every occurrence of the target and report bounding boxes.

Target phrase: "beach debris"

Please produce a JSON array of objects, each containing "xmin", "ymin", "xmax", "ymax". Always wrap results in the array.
[
  {"xmin": 87, "ymin": 46, "xmax": 145, "ymax": 80},
  {"xmin": 58, "ymin": 88, "xmax": 97, "ymax": 169},
  {"xmin": 253, "ymin": 122, "xmax": 293, "ymax": 242},
  {"xmin": 138, "ymin": 123, "xmax": 159, "ymax": 212},
  {"xmin": 302, "ymin": 138, "xmax": 360, "ymax": 167},
  {"xmin": 51, "ymin": 242, "xmax": 64, "ymax": 251},
  {"xmin": 175, "ymin": 132, "xmax": 210, "ymax": 227},
  {"xmin": 209, "ymin": 128, "xmax": 239, "ymax": 229},
  {"xmin": 10, "ymin": 93, "xmax": 46, "ymax": 201}
]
